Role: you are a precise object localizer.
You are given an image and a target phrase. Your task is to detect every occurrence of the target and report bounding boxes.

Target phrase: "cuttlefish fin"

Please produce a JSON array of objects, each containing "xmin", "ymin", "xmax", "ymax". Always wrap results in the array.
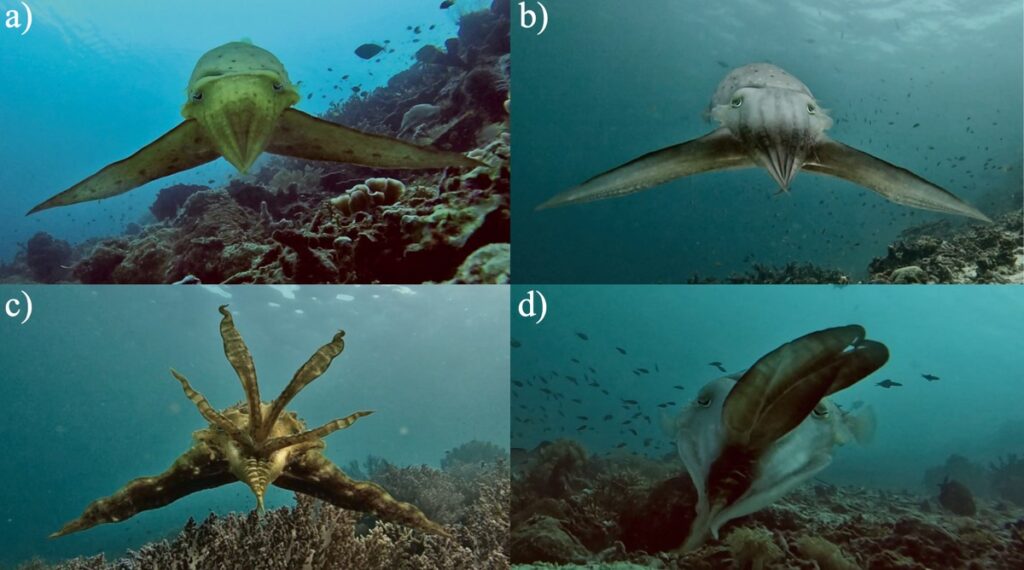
[
  {"xmin": 266, "ymin": 108, "xmax": 481, "ymax": 170},
  {"xmin": 536, "ymin": 128, "xmax": 753, "ymax": 210},
  {"xmin": 723, "ymin": 325, "xmax": 889, "ymax": 452},
  {"xmin": 27, "ymin": 120, "xmax": 219, "ymax": 215},
  {"xmin": 805, "ymin": 139, "xmax": 992, "ymax": 223},
  {"xmin": 275, "ymin": 448, "xmax": 451, "ymax": 537},
  {"xmin": 50, "ymin": 442, "xmax": 232, "ymax": 538},
  {"xmin": 258, "ymin": 329, "xmax": 346, "ymax": 441},
  {"xmin": 217, "ymin": 305, "xmax": 263, "ymax": 437}
]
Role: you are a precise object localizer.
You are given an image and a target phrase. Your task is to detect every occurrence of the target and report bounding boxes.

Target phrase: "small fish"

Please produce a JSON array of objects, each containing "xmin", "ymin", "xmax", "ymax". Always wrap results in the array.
[
  {"xmin": 354, "ymin": 43, "xmax": 384, "ymax": 60},
  {"xmin": 876, "ymin": 379, "xmax": 901, "ymax": 388},
  {"xmin": 512, "ymin": 380, "xmax": 523, "ymax": 388},
  {"xmin": 576, "ymin": 332, "xmax": 589, "ymax": 341},
  {"xmin": 912, "ymin": 123, "xmax": 920, "ymax": 128},
  {"xmin": 921, "ymin": 373, "xmax": 940, "ymax": 382},
  {"xmin": 673, "ymin": 385, "xmax": 686, "ymax": 391},
  {"xmin": 577, "ymin": 425, "xmax": 587, "ymax": 431},
  {"xmin": 709, "ymin": 361, "xmax": 726, "ymax": 373},
  {"xmin": 603, "ymin": 414, "xmax": 613, "ymax": 421},
  {"xmin": 622, "ymin": 399, "xmax": 638, "ymax": 405},
  {"xmin": 616, "ymin": 347, "xmax": 627, "ymax": 355},
  {"xmin": 616, "ymin": 442, "xmax": 627, "ymax": 448},
  {"xmin": 571, "ymin": 358, "xmax": 581, "ymax": 364},
  {"xmin": 342, "ymin": 74, "xmax": 350, "ymax": 80},
  {"xmin": 636, "ymin": 368, "xmax": 650, "ymax": 374},
  {"xmin": 511, "ymin": 339, "xmax": 522, "ymax": 348},
  {"xmin": 577, "ymin": 416, "xmax": 589, "ymax": 421}
]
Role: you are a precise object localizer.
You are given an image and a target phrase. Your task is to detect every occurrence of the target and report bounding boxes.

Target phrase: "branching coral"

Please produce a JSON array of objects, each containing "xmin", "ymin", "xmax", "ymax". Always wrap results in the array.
[{"xmin": 989, "ymin": 453, "xmax": 1024, "ymax": 506}]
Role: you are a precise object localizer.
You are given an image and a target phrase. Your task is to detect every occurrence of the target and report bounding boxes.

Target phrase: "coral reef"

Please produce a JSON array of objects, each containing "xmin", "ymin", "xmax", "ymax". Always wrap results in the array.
[
  {"xmin": 510, "ymin": 439, "xmax": 1024, "ymax": 569},
  {"xmin": 22, "ymin": 3, "xmax": 509, "ymax": 285},
  {"xmin": 869, "ymin": 212, "xmax": 1023, "ymax": 284},
  {"xmin": 990, "ymin": 454, "xmax": 1024, "ymax": 506},
  {"xmin": 938, "ymin": 477, "xmax": 978, "ymax": 516},
  {"xmin": 25, "ymin": 232, "xmax": 72, "ymax": 283},
  {"xmin": 24, "ymin": 443, "xmax": 509, "ymax": 570},
  {"xmin": 687, "ymin": 261, "xmax": 850, "ymax": 284}
]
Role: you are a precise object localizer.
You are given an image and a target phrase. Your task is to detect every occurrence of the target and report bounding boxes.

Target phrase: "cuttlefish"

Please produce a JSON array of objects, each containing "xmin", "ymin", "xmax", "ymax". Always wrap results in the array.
[
  {"xmin": 538, "ymin": 63, "xmax": 990, "ymax": 222},
  {"xmin": 28, "ymin": 41, "xmax": 480, "ymax": 215},
  {"xmin": 667, "ymin": 325, "xmax": 886, "ymax": 552},
  {"xmin": 51, "ymin": 305, "xmax": 448, "ymax": 538}
]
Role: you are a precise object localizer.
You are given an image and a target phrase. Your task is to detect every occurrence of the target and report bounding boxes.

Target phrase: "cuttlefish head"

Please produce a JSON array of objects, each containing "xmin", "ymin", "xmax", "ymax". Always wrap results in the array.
[
  {"xmin": 670, "ymin": 325, "xmax": 886, "ymax": 552},
  {"xmin": 711, "ymin": 84, "xmax": 833, "ymax": 191},
  {"xmin": 182, "ymin": 41, "xmax": 300, "ymax": 173},
  {"xmin": 207, "ymin": 403, "xmax": 308, "ymax": 512}
]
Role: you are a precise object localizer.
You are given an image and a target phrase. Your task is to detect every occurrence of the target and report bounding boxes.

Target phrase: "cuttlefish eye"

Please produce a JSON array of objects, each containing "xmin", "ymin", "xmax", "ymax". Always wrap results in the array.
[
  {"xmin": 272, "ymin": 81, "xmax": 283, "ymax": 92},
  {"xmin": 192, "ymin": 91, "xmax": 203, "ymax": 102},
  {"xmin": 812, "ymin": 402, "xmax": 829, "ymax": 418},
  {"xmin": 730, "ymin": 95, "xmax": 743, "ymax": 108},
  {"xmin": 807, "ymin": 102, "xmax": 816, "ymax": 114}
]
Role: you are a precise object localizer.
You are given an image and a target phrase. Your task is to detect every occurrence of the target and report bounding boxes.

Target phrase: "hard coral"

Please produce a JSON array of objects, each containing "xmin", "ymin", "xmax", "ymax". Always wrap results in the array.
[
  {"xmin": 25, "ymin": 232, "xmax": 72, "ymax": 283},
  {"xmin": 724, "ymin": 527, "xmax": 782, "ymax": 570}
]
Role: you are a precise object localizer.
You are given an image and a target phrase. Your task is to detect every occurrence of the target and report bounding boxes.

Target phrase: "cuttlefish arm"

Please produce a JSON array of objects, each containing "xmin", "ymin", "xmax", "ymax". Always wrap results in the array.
[
  {"xmin": 723, "ymin": 325, "xmax": 888, "ymax": 453},
  {"xmin": 275, "ymin": 447, "xmax": 451, "ymax": 537},
  {"xmin": 27, "ymin": 120, "xmax": 219, "ymax": 215},
  {"xmin": 50, "ymin": 441, "xmax": 233, "ymax": 538},
  {"xmin": 805, "ymin": 140, "xmax": 992, "ymax": 223},
  {"xmin": 536, "ymin": 128, "xmax": 752, "ymax": 210},
  {"xmin": 266, "ymin": 108, "xmax": 482, "ymax": 170}
]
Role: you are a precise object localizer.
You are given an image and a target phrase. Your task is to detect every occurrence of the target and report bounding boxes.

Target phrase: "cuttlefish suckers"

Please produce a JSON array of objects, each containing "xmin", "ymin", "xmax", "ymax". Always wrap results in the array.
[
  {"xmin": 669, "ymin": 325, "xmax": 887, "ymax": 552},
  {"xmin": 28, "ymin": 41, "xmax": 481, "ymax": 215},
  {"xmin": 538, "ymin": 63, "xmax": 991, "ymax": 223}
]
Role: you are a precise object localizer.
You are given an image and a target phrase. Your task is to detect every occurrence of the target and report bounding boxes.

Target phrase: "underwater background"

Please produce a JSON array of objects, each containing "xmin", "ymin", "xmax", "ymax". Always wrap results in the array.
[
  {"xmin": 512, "ymin": 284, "xmax": 1023, "ymax": 487},
  {"xmin": 0, "ymin": 284, "xmax": 509, "ymax": 566},
  {"xmin": 509, "ymin": 285, "xmax": 1024, "ymax": 566},
  {"xmin": 512, "ymin": 0, "xmax": 1023, "ymax": 283},
  {"xmin": 0, "ymin": 0, "xmax": 491, "ymax": 265}
]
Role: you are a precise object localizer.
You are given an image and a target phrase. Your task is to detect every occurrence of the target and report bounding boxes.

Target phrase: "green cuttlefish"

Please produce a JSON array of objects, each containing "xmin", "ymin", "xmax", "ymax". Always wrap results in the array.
[
  {"xmin": 538, "ymin": 63, "xmax": 991, "ymax": 222},
  {"xmin": 28, "ymin": 40, "xmax": 480, "ymax": 215},
  {"xmin": 666, "ymin": 325, "xmax": 886, "ymax": 551}
]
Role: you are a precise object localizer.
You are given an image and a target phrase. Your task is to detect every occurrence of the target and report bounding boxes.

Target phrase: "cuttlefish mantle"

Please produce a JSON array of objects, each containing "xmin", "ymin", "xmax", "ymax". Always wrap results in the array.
[
  {"xmin": 669, "ymin": 325, "xmax": 887, "ymax": 552},
  {"xmin": 538, "ymin": 63, "xmax": 991, "ymax": 222},
  {"xmin": 51, "ymin": 305, "xmax": 449, "ymax": 539},
  {"xmin": 28, "ymin": 40, "xmax": 481, "ymax": 215}
]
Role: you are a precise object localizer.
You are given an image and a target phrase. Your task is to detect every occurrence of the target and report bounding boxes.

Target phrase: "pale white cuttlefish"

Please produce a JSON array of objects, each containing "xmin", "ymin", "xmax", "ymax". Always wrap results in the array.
[
  {"xmin": 666, "ymin": 325, "xmax": 886, "ymax": 552},
  {"xmin": 539, "ymin": 63, "xmax": 991, "ymax": 222}
]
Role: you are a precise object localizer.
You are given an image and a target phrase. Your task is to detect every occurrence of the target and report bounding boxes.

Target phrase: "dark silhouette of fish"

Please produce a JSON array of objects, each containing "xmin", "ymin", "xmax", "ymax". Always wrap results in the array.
[
  {"xmin": 709, "ymin": 361, "xmax": 727, "ymax": 372},
  {"xmin": 511, "ymin": 339, "xmax": 521, "ymax": 348},
  {"xmin": 616, "ymin": 347, "xmax": 627, "ymax": 355},
  {"xmin": 354, "ymin": 43, "xmax": 384, "ymax": 60},
  {"xmin": 921, "ymin": 373, "xmax": 940, "ymax": 381},
  {"xmin": 876, "ymin": 379, "xmax": 902, "ymax": 388},
  {"xmin": 576, "ymin": 332, "xmax": 589, "ymax": 340},
  {"xmin": 673, "ymin": 385, "xmax": 686, "ymax": 390}
]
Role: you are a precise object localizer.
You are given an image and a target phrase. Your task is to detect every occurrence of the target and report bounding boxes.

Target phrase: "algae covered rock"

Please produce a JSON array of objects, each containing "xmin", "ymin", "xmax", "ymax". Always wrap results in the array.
[
  {"xmin": 511, "ymin": 515, "xmax": 589, "ymax": 565},
  {"xmin": 938, "ymin": 477, "xmax": 977, "ymax": 516}
]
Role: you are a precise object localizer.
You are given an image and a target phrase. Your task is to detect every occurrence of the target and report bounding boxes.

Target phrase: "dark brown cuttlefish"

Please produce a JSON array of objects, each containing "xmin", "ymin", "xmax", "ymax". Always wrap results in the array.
[{"xmin": 51, "ymin": 305, "xmax": 448, "ymax": 538}]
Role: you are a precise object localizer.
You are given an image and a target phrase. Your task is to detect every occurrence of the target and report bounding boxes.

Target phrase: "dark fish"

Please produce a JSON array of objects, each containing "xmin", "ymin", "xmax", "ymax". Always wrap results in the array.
[
  {"xmin": 440, "ymin": 0, "xmax": 455, "ymax": 8},
  {"xmin": 673, "ymin": 385, "xmax": 685, "ymax": 391},
  {"xmin": 576, "ymin": 332, "xmax": 589, "ymax": 340},
  {"xmin": 716, "ymin": 60, "xmax": 729, "ymax": 68},
  {"xmin": 709, "ymin": 361, "xmax": 726, "ymax": 372},
  {"xmin": 921, "ymin": 373, "xmax": 940, "ymax": 381},
  {"xmin": 571, "ymin": 398, "xmax": 582, "ymax": 404},
  {"xmin": 876, "ymin": 379, "xmax": 902, "ymax": 388},
  {"xmin": 512, "ymin": 380, "xmax": 523, "ymax": 388},
  {"xmin": 577, "ymin": 416, "xmax": 589, "ymax": 421},
  {"xmin": 628, "ymin": 428, "xmax": 638, "ymax": 436},
  {"xmin": 636, "ymin": 368, "xmax": 650, "ymax": 374},
  {"xmin": 571, "ymin": 358, "xmax": 581, "ymax": 364},
  {"xmin": 577, "ymin": 425, "xmax": 587, "ymax": 431},
  {"xmin": 511, "ymin": 339, "xmax": 522, "ymax": 348},
  {"xmin": 354, "ymin": 43, "xmax": 385, "ymax": 60},
  {"xmin": 414, "ymin": 26, "xmax": 422, "ymax": 34},
  {"xmin": 616, "ymin": 442, "xmax": 627, "ymax": 448},
  {"xmin": 912, "ymin": 123, "xmax": 920, "ymax": 128},
  {"xmin": 603, "ymin": 414, "xmax": 613, "ymax": 421},
  {"xmin": 622, "ymin": 399, "xmax": 638, "ymax": 405},
  {"xmin": 616, "ymin": 347, "xmax": 627, "ymax": 355},
  {"xmin": 342, "ymin": 74, "xmax": 350, "ymax": 80}
]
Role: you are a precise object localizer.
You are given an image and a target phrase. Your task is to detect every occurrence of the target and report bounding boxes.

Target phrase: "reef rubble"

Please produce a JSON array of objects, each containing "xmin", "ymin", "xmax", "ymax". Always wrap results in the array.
[
  {"xmin": 3, "ymin": 2, "xmax": 509, "ymax": 285},
  {"xmin": 510, "ymin": 440, "xmax": 1024, "ymax": 569}
]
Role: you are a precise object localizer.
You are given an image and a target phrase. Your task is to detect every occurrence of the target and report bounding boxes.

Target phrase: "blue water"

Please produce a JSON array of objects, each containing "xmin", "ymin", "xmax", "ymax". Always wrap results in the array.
[
  {"xmin": 512, "ymin": 0, "xmax": 1023, "ymax": 282},
  {"xmin": 511, "ymin": 285, "xmax": 1023, "ymax": 490},
  {"xmin": 0, "ymin": 284, "xmax": 509, "ymax": 566},
  {"xmin": 0, "ymin": 0, "xmax": 488, "ymax": 263}
]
